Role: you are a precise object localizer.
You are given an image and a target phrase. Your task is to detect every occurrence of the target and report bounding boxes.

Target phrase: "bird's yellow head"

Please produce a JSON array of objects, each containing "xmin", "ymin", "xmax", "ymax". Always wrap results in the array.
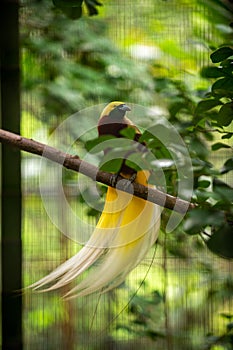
[{"xmin": 100, "ymin": 101, "xmax": 131, "ymax": 120}]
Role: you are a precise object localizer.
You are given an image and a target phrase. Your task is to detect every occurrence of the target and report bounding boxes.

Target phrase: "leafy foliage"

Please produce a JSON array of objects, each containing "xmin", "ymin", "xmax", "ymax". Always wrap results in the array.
[
  {"xmin": 204, "ymin": 313, "xmax": 233, "ymax": 350},
  {"xmin": 21, "ymin": 0, "xmax": 233, "ymax": 259},
  {"xmin": 21, "ymin": 0, "xmax": 233, "ymax": 348},
  {"xmin": 21, "ymin": 2, "xmax": 155, "ymax": 126},
  {"xmin": 52, "ymin": 0, "xmax": 102, "ymax": 19},
  {"xmin": 186, "ymin": 42, "xmax": 233, "ymax": 258}
]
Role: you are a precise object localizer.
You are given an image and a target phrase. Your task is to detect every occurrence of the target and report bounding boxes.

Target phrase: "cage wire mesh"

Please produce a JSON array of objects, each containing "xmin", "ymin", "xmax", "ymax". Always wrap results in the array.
[{"xmin": 20, "ymin": 1, "xmax": 233, "ymax": 349}]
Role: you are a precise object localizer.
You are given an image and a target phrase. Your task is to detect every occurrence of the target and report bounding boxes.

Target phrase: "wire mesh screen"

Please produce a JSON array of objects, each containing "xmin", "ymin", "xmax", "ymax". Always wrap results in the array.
[{"xmin": 21, "ymin": 1, "xmax": 233, "ymax": 349}]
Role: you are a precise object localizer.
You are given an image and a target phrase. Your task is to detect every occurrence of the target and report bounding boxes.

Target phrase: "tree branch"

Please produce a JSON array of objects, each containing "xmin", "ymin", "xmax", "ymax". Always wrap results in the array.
[{"xmin": 0, "ymin": 128, "xmax": 195, "ymax": 214}]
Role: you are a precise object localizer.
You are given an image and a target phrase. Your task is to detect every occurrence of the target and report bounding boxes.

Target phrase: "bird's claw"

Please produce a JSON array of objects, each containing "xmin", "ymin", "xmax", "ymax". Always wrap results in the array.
[
  {"xmin": 120, "ymin": 173, "xmax": 137, "ymax": 191},
  {"xmin": 128, "ymin": 173, "xmax": 137, "ymax": 183},
  {"xmin": 110, "ymin": 172, "xmax": 137, "ymax": 192},
  {"xmin": 110, "ymin": 173, "xmax": 119, "ymax": 187}
]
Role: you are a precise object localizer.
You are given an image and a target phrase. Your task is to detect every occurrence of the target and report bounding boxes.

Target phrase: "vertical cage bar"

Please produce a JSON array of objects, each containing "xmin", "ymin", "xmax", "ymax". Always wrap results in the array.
[{"xmin": 0, "ymin": 0, "xmax": 22, "ymax": 349}]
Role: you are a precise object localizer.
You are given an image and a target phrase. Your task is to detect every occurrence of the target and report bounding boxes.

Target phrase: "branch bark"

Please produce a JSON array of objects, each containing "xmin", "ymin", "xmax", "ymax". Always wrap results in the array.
[{"xmin": 0, "ymin": 128, "xmax": 195, "ymax": 214}]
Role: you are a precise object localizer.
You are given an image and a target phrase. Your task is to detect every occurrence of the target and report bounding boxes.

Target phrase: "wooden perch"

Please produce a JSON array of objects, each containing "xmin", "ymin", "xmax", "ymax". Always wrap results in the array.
[{"xmin": 0, "ymin": 128, "xmax": 195, "ymax": 214}]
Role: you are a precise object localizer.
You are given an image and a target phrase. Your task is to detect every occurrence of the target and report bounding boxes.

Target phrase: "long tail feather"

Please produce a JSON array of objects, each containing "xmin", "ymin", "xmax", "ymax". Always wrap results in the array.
[
  {"xmin": 30, "ymin": 170, "xmax": 160, "ymax": 297},
  {"xmin": 64, "ymin": 207, "xmax": 160, "ymax": 298}
]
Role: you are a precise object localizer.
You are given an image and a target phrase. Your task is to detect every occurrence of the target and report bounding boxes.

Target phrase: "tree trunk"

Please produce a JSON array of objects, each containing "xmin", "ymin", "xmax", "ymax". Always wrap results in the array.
[{"xmin": 0, "ymin": 0, "xmax": 22, "ymax": 349}]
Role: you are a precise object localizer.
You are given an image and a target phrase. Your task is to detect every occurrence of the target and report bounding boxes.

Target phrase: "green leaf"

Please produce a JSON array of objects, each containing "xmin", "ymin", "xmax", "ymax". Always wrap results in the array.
[
  {"xmin": 220, "ymin": 58, "xmax": 233, "ymax": 69},
  {"xmin": 218, "ymin": 103, "xmax": 233, "ymax": 126},
  {"xmin": 211, "ymin": 142, "xmax": 231, "ymax": 151},
  {"xmin": 198, "ymin": 180, "xmax": 211, "ymax": 188},
  {"xmin": 99, "ymin": 145, "xmax": 136, "ymax": 172},
  {"xmin": 120, "ymin": 127, "xmax": 136, "ymax": 140},
  {"xmin": 196, "ymin": 118, "xmax": 206, "ymax": 129},
  {"xmin": 201, "ymin": 66, "xmax": 226, "ymax": 78},
  {"xmin": 124, "ymin": 159, "xmax": 142, "ymax": 172},
  {"xmin": 189, "ymin": 137, "xmax": 209, "ymax": 158},
  {"xmin": 183, "ymin": 208, "xmax": 225, "ymax": 235},
  {"xmin": 222, "ymin": 132, "xmax": 233, "ymax": 139},
  {"xmin": 195, "ymin": 188, "xmax": 223, "ymax": 202},
  {"xmin": 220, "ymin": 313, "xmax": 233, "ymax": 320},
  {"xmin": 53, "ymin": 0, "xmax": 83, "ymax": 18},
  {"xmin": 53, "ymin": 0, "xmax": 83, "ymax": 7},
  {"xmin": 194, "ymin": 189, "xmax": 214, "ymax": 202},
  {"xmin": 85, "ymin": 135, "xmax": 116, "ymax": 152},
  {"xmin": 87, "ymin": 207, "xmax": 100, "ymax": 217},
  {"xmin": 125, "ymin": 152, "xmax": 149, "ymax": 171},
  {"xmin": 196, "ymin": 99, "xmax": 222, "ymax": 114},
  {"xmin": 227, "ymin": 322, "xmax": 233, "ymax": 331},
  {"xmin": 221, "ymin": 158, "xmax": 233, "ymax": 174},
  {"xmin": 210, "ymin": 47, "xmax": 233, "ymax": 63},
  {"xmin": 100, "ymin": 158, "xmax": 123, "ymax": 172},
  {"xmin": 139, "ymin": 130, "xmax": 154, "ymax": 144},
  {"xmin": 53, "ymin": 0, "xmax": 102, "ymax": 17},
  {"xmin": 206, "ymin": 224, "xmax": 233, "ymax": 259},
  {"xmin": 213, "ymin": 178, "xmax": 233, "ymax": 201},
  {"xmin": 84, "ymin": 0, "xmax": 102, "ymax": 16},
  {"xmin": 212, "ymin": 77, "xmax": 233, "ymax": 97}
]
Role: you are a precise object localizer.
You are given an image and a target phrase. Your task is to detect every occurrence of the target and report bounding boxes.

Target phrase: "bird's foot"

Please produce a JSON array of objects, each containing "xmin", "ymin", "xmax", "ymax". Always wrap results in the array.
[
  {"xmin": 110, "ymin": 173, "xmax": 119, "ymax": 187},
  {"xmin": 120, "ymin": 173, "xmax": 136, "ymax": 192},
  {"xmin": 110, "ymin": 172, "xmax": 136, "ymax": 188},
  {"xmin": 110, "ymin": 173, "xmax": 137, "ymax": 195},
  {"xmin": 128, "ymin": 173, "xmax": 137, "ymax": 183}
]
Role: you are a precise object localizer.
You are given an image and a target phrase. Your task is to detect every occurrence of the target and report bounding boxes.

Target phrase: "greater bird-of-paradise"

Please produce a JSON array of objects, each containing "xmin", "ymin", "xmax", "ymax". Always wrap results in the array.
[{"xmin": 31, "ymin": 102, "xmax": 160, "ymax": 298}]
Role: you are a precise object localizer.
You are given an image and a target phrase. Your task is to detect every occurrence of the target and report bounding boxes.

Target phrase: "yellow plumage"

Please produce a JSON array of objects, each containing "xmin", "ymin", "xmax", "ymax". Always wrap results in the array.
[{"xmin": 30, "ymin": 102, "xmax": 160, "ymax": 298}]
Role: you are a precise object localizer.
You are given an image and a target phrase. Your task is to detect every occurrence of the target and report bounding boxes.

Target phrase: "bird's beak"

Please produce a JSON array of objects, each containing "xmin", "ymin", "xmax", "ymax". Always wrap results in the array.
[{"xmin": 118, "ymin": 104, "xmax": 131, "ymax": 112}]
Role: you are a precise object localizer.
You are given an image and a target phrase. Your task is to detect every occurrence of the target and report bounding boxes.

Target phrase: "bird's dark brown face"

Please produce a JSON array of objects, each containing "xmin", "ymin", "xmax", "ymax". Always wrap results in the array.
[
  {"xmin": 98, "ymin": 102, "xmax": 131, "ymax": 138},
  {"xmin": 99, "ymin": 101, "xmax": 131, "ymax": 120}
]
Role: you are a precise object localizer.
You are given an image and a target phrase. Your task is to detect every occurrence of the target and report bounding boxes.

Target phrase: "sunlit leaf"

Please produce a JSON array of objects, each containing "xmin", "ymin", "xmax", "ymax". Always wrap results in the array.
[{"xmin": 196, "ymin": 118, "xmax": 207, "ymax": 129}]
